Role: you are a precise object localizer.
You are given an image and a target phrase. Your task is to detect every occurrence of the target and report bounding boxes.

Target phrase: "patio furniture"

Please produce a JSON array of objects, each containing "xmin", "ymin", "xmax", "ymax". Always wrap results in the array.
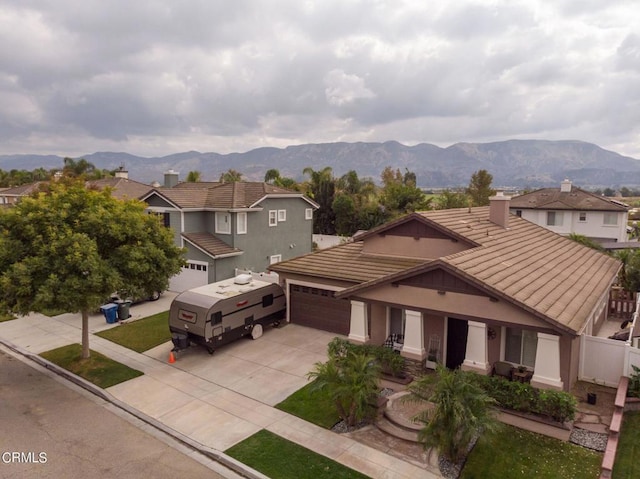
[
  {"xmin": 383, "ymin": 334, "xmax": 404, "ymax": 352},
  {"xmin": 491, "ymin": 361, "xmax": 514, "ymax": 381}
]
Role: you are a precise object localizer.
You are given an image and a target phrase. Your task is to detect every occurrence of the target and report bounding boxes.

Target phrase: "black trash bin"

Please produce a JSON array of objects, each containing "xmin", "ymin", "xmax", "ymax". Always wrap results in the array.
[{"xmin": 117, "ymin": 300, "xmax": 132, "ymax": 320}]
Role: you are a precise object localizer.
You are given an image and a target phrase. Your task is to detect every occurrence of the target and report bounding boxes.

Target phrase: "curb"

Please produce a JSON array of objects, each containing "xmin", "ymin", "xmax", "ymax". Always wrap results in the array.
[{"xmin": 0, "ymin": 338, "xmax": 269, "ymax": 479}]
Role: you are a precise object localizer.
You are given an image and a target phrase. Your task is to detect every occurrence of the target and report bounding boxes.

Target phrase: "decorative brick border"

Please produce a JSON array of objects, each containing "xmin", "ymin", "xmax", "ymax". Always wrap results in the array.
[{"xmin": 600, "ymin": 376, "xmax": 629, "ymax": 479}]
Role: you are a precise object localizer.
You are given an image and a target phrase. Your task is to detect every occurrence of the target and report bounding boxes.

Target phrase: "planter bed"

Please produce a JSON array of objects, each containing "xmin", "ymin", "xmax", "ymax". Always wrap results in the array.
[{"xmin": 496, "ymin": 407, "xmax": 572, "ymax": 441}]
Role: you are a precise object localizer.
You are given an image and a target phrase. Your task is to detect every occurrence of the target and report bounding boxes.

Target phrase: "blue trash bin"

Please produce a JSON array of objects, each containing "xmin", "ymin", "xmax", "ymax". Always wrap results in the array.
[{"xmin": 100, "ymin": 303, "xmax": 119, "ymax": 324}]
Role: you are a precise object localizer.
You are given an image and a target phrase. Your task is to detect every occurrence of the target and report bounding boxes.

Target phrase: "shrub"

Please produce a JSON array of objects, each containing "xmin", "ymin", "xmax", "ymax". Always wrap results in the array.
[
  {"xmin": 470, "ymin": 374, "xmax": 576, "ymax": 423},
  {"xmin": 326, "ymin": 337, "xmax": 406, "ymax": 377}
]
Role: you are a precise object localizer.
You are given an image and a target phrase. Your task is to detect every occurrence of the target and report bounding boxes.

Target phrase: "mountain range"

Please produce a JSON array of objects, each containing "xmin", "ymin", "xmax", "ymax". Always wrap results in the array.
[{"xmin": 1, "ymin": 139, "xmax": 639, "ymax": 188}]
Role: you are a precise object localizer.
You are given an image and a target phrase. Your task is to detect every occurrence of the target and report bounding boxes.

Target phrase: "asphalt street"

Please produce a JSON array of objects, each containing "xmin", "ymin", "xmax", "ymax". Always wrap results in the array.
[{"xmin": 0, "ymin": 349, "xmax": 228, "ymax": 479}]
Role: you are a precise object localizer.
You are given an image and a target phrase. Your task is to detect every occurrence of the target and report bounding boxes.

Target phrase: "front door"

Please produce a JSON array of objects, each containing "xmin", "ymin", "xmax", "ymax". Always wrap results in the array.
[{"xmin": 446, "ymin": 318, "xmax": 468, "ymax": 369}]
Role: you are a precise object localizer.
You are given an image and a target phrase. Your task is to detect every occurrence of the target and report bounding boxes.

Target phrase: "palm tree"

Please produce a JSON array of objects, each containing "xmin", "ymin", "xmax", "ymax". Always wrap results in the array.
[
  {"xmin": 186, "ymin": 170, "xmax": 201, "ymax": 182},
  {"xmin": 307, "ymin": 351, "xmax": 381, "ymax": 427},
  {"xmin": 406, "ymin": 366, "xmax": 500, "ymax": 463},
  {"xmin": 219, "ymin": 169, "xmax": 243, "ymax": 183}
]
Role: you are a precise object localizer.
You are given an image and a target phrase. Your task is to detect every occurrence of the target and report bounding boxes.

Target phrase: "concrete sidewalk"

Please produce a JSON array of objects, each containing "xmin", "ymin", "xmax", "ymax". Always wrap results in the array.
[{"xmin": 0, "ymin": 303, "xmax": 439, "ymax": 479}]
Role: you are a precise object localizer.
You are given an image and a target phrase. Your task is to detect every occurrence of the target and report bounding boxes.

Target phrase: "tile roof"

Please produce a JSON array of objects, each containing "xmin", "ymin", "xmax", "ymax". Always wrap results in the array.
[
  {"xmin": 273, "ymin": 207, "xmax": 621, "ymax": 334},
  {"xmin": 146, "ymin": 182, "xmax": 317, "ymax": 210},
  {"xmin": 182, "ymin": 232, "xmax": 243, "ymax": 258},
  {"xmin": 509, "ymin": 187, "xmax": 628, "ymax": 212},
  {"xmin": 270, "ymin": 241, "xmax": 425, "ymax": 284},
  {"xmin": 0, "ymin": 182, "xmax": 48, "ymax": 196},
  {"xmin": 87, "ymin": 178, "xmax": 152, "ymax": 199}
]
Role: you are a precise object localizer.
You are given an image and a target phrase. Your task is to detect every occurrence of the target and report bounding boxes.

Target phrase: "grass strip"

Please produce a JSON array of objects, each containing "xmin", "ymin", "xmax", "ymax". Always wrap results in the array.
[
  {"xmin": 96, "ymin": 311, "xmax": 170, "ymax": 353},
  {"xmin": 40, "ymin": 343, "xmax": 143, "ymax": 388},
  {"xmin": 461, "ymin": 424, "xmax": 601, "ymax": 479},
  {"xmin": 275, "ymin": 380, "xmax": 340, "ymax": 429},
  {"xmin": 225, "ymin": 429, "xmax": 369, "ymax": 479},
  {"xmin": 613, "ymin": 411, "xmax": 640, "ymax": 479}
]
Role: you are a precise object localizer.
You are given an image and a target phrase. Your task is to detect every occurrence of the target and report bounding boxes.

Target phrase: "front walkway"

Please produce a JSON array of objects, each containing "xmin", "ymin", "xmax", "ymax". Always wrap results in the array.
[{"xmin": 0, "ymin": 302, "xmax": 439, "ymax": 479}]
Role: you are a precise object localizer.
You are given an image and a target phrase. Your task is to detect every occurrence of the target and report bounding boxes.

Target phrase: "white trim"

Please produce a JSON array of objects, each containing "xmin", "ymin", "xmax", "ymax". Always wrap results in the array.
[
  {"xmin": 305, "ymin": 208, "xmax": 313, "ymax": 220},
  {"xmin": 237, "ymin": 212, "xmax": 247, "ymax": 234},
  {"xmin": 215, "ymin": 212, "xmax": 231, "ymax": 234},
  {"xmin": 269, "ymin": 254, "xmax": 282, "ymax": 265},
  {"xmin": 250, "ymin": 194, "xmax": 320, "ymax": 209},
  {"xmin": 277, "ymin": 209, "xmax": 287, "ymax": 222},
  {"xmin": 268, "ymin": 210, "xmax": 278, "ymax": 227}
]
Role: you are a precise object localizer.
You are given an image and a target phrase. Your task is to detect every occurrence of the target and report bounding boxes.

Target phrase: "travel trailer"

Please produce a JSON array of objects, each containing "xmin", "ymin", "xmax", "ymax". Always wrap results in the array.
[{"xmin": 169, "ymin": 274, "xmax": 285, "ymax": 355}]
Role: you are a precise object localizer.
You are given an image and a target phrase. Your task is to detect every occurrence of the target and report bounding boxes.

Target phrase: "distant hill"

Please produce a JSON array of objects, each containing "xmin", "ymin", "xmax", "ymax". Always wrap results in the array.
[{"xmin": 1, "ymin": 139, "xmax": 639, "ymax": 188}]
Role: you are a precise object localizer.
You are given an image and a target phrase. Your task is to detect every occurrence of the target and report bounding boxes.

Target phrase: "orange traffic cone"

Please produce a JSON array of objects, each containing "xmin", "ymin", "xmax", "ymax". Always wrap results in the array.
[{"xmin": 168, "ymin": 351, "xmax": 176, "ymax": 364}]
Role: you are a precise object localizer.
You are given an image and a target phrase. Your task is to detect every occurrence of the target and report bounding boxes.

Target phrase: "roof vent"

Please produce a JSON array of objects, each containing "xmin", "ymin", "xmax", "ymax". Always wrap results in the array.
[{"xmin": 234, "ymin": 274, "xmax": 252, "ymax": 285}]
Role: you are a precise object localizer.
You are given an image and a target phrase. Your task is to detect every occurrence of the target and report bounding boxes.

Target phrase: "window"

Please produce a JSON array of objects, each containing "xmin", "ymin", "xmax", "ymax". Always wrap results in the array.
[
  {"xmin": 579, "ymin": 212, "xmax": 587, "ymax": 222},
  {"xmin": 389, "ymin": 308, "xmax": 405, "ymax": 336},
  {"xmin": 268, "ymin": 210, "xmax": 277, "ymax": 227},
  {"xmin": 270, "ymin": 254, "xmax": 282, "ymax": 264},
  {"xmin": 504, "ymin": 328, "xmax": 538, "ymax": 368},
  {"xmin": 546, "ymin": 211, "xmax": 563, "ymax": 226},
  {"xmin": 163, "ymin": 212, "xmax": 171, "ymax": 227},
  {"xmin": 262, "ymin": 294, "xmax": 274, "ymax": 307},
  {"xmin": 277, "ymin": 209, "xmax": 286, "ymax": 222},
  {"xmin": 603, "ymin": 212, "xmax": 618, "ymax": 226},
  {"xmin": 211, "ymin": 311, "xmax": 222, "ymax": 325},
  {"xmin": 237, "ymin": 212, "xmax": 247, "ymax": 234},
  {"xmin": 515, "ymin": 210, "xmax": 522, "ymax": 217},
  {"xmin": 305, "ymin": 208, "xmax": 313, "ymax": 220},
  {"xmin": 215, "ymin": 212, "xmax": 231, "ymax": 234}
]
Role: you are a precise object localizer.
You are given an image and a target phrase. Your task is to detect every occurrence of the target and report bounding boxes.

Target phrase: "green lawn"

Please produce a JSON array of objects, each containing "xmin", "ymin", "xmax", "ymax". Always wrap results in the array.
[
  {"xmin": 461, "ymin": 425, "xmax": 601, "ymax": 479},
  {"xmin": 96, "ymin": 311, "xmax": 171, "ymax": 352},
  {"xmin": 613, "ymin": 411, "xmax": 640, "ymax": 478},
  {"xmin": 225, "ymin": 429, "xmax": 369, "ymax": 479},
  {"xmin": 40, "ymin": 343, "xmax": 143, "ymax": 388},
  {"xmin": 275, "ymin": 380, "xmax": 340, "ymax": 429}
]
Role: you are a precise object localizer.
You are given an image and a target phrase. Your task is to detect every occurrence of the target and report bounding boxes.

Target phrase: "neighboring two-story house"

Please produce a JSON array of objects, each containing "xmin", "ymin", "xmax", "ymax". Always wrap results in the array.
[
  {"xmin": 141, "ymin": 172, "xmax": 319, "ymax": 292},
  {"xmin": 509, "ymin": 179, "xmax": 629, "ymax": 244}
]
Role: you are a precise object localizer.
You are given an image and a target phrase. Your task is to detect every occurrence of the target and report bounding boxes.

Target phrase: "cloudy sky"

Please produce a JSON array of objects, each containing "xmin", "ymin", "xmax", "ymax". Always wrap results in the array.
[{"xmin": 1, "ymin": 0, "xmax": 639, "ymax": 158}]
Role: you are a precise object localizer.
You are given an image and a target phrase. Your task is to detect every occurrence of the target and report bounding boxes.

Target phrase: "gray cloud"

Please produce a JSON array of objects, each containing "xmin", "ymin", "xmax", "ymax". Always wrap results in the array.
[{"xmin": 0, "ymin": 0, "xmax": 638, "ymax": 158}]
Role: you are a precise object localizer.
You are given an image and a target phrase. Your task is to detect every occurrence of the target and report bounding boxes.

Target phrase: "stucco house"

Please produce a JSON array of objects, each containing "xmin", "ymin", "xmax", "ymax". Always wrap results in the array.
[
  {"xmin": 270, "ymin": 193, "xmax": 621, "ymax": 391},
  {"xmin": 141, "ymin": 174, "xmax": 319, "ymax": 292},
  {"xmin": 509, "ymin": 179, "xmax": 629, "ymax": 244}
]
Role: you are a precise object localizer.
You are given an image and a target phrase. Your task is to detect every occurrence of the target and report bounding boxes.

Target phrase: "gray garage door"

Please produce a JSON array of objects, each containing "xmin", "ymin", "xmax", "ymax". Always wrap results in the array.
[{"xmin": 289, "ymin": 284, "xmax": 351, "ymax": 335}]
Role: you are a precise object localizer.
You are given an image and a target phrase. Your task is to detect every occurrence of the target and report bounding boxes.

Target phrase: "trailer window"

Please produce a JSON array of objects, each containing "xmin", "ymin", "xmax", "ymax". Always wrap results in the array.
[
  {"xmin": 262, "ymin": 294, "xmax": 274, "ymax": 307},
  {"xmin": 211, "ymin": 311, "xmax": 222, "ymax": 325}
]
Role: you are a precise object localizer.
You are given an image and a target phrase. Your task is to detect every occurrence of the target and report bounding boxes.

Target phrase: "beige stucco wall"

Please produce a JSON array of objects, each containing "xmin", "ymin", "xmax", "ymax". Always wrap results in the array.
[
  {"xmin": 353, "ymin": 284, "xmax": 557, "ymax": 332},
  {"xmin": 362, "ymin": 235, "xmax": 469, "ymax": 259}
]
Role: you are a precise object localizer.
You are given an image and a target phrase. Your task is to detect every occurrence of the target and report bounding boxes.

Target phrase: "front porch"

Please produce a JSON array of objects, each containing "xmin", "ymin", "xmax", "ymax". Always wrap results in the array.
[{"xmin": 346, "ymin": 299, "xmax": 567, "ymax": 391}]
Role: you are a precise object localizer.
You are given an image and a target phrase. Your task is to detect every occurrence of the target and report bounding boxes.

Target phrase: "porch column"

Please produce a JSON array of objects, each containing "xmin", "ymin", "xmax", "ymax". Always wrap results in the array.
[
  {"xmin": 531, "ymin": 332, "xmax": 564, "ymax": 390},
  {"xmin": 348, "ymin": 300, "xmax": 369, "ymax": 344},
  {"xmin": 461, "ymin": 321, "xmax": 490, "ymax": 374},
  {"xmin": 401, "ymin": 310, "xmax": 426, "ymax": 361}
]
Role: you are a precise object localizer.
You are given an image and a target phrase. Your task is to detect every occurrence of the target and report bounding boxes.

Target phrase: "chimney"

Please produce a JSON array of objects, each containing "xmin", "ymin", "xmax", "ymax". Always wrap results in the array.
[
  {"xmin": 164, "ymin": 169, "xmax": 179, "ymax": 188},
  {"xmin": 489, "ymin": 191, "xmax": 510, "ymax": 229},
  {"xmin": 114, "ymin": 164, "xmax": 128, "ymax": 179},
  {"xmin": 560, "ymin": 179, "xmax": 572, "ymax": 193}
]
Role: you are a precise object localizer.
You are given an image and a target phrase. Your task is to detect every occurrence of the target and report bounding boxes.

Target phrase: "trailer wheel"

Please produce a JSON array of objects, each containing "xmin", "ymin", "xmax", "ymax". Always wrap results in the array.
[
  {"xmin": 251, "ymin": 324, "xmax": 263, "ymax": 340},
  {"xmin": 206, "ymin": 346, "xmax": 215, "ymax": 355}
]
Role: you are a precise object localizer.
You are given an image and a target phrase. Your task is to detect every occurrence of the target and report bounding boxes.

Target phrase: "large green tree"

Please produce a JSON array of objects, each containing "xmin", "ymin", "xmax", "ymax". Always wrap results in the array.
[
  {"xmin": 303, "ymin": 166, "xmax": 336, "ymax": 235},
  {"xmin": 406, "ymin": 366, "xmax": 500, "ymax": 463},
  {"xmin": 0, "ymin": 180, "xmax": 185, "ymax": 359},
  {"xmin": 379, "ymin": 166, "xmax": 429, "ymax": 215},
  {"xmin": 466, "ymin": 169, "xmax": 495, "ymax": 206},
  {"xmin": 435, "ymin": 189, "xmax": 469, "ymax": 210}
]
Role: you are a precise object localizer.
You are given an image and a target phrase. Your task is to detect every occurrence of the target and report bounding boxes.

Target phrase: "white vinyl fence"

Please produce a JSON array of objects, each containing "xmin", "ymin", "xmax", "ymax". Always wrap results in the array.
[{"xmin": 580, "ymin": 296, "xmax": 640, "ymax": 387}]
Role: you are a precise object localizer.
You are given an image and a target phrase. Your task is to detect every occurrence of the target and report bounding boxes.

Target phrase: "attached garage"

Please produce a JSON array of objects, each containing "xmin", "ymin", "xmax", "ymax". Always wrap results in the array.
[
  {"xmin": 169, "ymin": 261, "xmax": 209, "ymax": 292},
  {"xmin": 289, "ymin": 284, "xmax": 351, "ymax": 335}
]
